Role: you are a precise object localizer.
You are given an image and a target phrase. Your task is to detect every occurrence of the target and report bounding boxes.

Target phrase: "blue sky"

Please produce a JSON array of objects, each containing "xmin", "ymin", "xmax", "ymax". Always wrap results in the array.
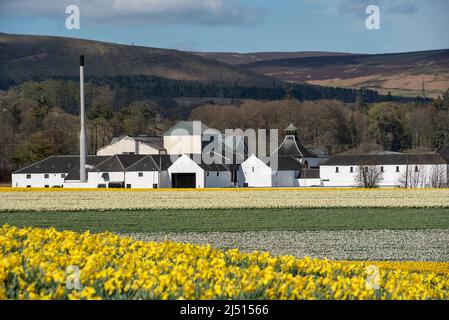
[{"xmin": 0, "ymin": 0, "xmax": 448, "ymax": 53}]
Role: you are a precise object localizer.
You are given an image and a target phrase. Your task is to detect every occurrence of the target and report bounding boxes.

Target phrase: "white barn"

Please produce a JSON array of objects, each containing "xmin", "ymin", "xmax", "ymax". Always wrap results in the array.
[{"xmin": 320, "ymin": 153, "xmax": 449, "ymax": 188}]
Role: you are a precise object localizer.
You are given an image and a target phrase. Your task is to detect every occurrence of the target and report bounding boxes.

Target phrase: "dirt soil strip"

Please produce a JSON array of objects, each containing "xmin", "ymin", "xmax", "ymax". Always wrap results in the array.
[{"xmin": 123, "ymin": 229, "xmax": 449, "ymax": 262}]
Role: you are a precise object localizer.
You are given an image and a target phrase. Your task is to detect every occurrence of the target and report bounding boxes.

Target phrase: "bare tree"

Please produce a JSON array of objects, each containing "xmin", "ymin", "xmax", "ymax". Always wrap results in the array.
[
  {"xmin": 397, "ymin": 165, "xmax": 446, "ymax": 188},
  {"xmin": 429, "ymin": 165, "xmax": 447, "ymax": 188},
  {"xmin": 355, "ymin": 165, "xmax": 384, "ymax": 188}
]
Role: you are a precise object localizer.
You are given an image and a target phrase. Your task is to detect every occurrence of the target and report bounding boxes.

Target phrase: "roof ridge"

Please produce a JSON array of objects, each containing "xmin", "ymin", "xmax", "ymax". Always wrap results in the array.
[{"xmin": 12, "ymin": 156, "xmax": 55, "ymax": 174}]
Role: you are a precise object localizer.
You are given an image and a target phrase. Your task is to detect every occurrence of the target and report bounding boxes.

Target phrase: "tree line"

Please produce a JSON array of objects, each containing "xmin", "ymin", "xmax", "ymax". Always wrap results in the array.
[{"xmin": 0, "ymin": 78, "xmax": 447, "ymax": 183}]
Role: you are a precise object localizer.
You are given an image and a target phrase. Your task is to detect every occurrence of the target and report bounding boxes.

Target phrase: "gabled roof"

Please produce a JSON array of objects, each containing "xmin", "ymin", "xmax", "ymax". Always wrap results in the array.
[
  {"xmin": 163, "ymin": 121, "xmax": 209, "ymax": 136},
  {"xmin": 13, "ymin": 156, "xmax": 109, "ymax": 175},
  {"xmin": 100, "ymin": 135, "xmax": 164, "ymax": 152},
  {"xmin": 274, "ymin": 135, "xmax": 316, "ymax": 158},
  {"xmin": 437, "ymin": 146, "xmax": 449, "ymax": 161},
  {"xmin": 323, "ymin": 153, "xmax": 449, "ymax": 166},
  {"xmin": 93, "ymin": 155, "xmax": 146, "ymax": 172},
  {"xmin": 125, "ymin": 155, "xmax": 159, "ymax": 172}
]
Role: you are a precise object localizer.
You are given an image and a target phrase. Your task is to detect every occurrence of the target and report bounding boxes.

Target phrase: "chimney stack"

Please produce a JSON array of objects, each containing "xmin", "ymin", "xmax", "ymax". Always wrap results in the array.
[{"xmin": 79, "ymin": 55, "xmax": 87, "ymax": 182}]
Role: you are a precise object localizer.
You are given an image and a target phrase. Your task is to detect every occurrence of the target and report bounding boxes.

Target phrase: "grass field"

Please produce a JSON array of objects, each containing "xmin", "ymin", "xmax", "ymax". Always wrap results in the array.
[{"xmin": 1, "ymin": 207, "xmax": 449, "ymax": 233}]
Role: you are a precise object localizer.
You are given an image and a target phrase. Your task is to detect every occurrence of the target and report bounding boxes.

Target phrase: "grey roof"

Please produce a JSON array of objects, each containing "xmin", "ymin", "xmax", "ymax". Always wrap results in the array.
[
  {"xmin": 13, "ymin": 155, "xmax": 110, "ymax": 181},
  {"xmin": 323, "ymin": 153, "xmax": 449, "ymax": 166},
  {"xmin": 272, "ymin": 156, "xmax": 303, "ymax": 171},
  {"xmin": 163, "ymin": 121, "xmax": 209, "ymax": 136},
  {"xmin": 126, "ymin": 155, "xmax": 174, "ymax": 172},
  {"xmin": 93, "ymin": 155, "xmax": 146, "ymax": 172},
  {"xmin": 437, "ymin": 146, "xmax": 449, "ymax": 161},
  {"xmin": 274, "ymin": 135, "xmax": 316, "ymax": 158}
]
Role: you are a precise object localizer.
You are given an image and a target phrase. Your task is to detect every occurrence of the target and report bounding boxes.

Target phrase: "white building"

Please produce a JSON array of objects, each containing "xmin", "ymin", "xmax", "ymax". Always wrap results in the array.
[
  {"xmin": 321, "ymin": 153, "xmax": 449, "ymax": 188},
  {"xmin": 162, "ymin": 121, "xmax": 209, "ymax": 155},
  {"xmin": 97, "ymin": 136, "xmax": 165, "ymax": 156}
]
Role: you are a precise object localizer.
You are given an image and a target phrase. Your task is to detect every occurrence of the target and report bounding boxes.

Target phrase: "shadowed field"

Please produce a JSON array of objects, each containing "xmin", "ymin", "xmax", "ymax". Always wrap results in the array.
[{"xmin": 1, "ymin": 207, "xmax": 449, "ymax": 233}]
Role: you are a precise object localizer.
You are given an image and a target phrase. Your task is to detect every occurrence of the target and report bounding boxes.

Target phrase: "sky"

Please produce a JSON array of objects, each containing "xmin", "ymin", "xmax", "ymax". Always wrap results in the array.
[{"xmin": 0, "ymin": 0, "xmax": 448, "ymax": 54}]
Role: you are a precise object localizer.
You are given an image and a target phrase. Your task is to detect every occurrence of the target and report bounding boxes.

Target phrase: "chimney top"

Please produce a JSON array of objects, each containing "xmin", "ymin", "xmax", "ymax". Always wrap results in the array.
[{"xmin": 80, "ymin": 55, "xmax": 84, "ymax": 66}]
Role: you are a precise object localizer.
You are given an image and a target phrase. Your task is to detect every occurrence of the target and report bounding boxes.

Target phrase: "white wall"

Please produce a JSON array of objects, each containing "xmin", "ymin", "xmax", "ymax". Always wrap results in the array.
[
  {"xmin": 167, "ymin": 155, "xmax": 205, "ymax": 188},
  {"xmin": 298, "ymin": 178, "xmax": 322, "ymax": 187},
  {"xmin": 239, "ymin": 155, "xmax": 272, "ymax": 187},
  {"xmin": 321, "ymin": 164, "xmax": 448, "ymax": 188},
  {"xmin": 205, "ymin": 171, "xmax": 233, "ymax": 188},
  {"xmin": 137, "ymin": 142, "xmax": 159, "ymax": 155},
  {"xmin": 97, "ymin": 137, "xmax": 136, "ymax": 155},
  {"xmin": 164, "ymin": 135, "xmax": 202, "ymax": 155},
  {"xmin": 272, "ymin": 171, "xmax": 300, "ymax": 187},
  {"xmin": 12, "ymin": 173, "xmax": 66, "ymax": 188},
  {"xmin": 87, "ymin": 171, "xmax": 125, "ymax": 188},
  {"xmin": 125, "ymin": 171, "xmax": 159, "ymax": 189}
]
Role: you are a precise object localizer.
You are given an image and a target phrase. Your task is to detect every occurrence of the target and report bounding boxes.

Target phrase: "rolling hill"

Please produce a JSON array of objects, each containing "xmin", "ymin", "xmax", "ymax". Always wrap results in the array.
[
  {"xmin": 196, "ymin": 50, "xmax": 449, "ymax": 98},
  {"xmin": 0, "ymin": 33, "xmax": 279, "ymax": 90}
]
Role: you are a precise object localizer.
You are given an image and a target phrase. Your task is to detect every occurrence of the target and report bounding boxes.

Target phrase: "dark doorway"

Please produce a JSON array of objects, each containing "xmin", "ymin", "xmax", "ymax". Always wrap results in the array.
[{"xmin": 172, "ymin": 173, "xmax": 196, "ymax": 188}]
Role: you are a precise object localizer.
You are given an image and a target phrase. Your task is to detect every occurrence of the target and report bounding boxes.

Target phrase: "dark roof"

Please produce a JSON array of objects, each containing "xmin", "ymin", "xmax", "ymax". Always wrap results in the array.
[
  {"xmin": 93, "ymin": 155, "xmax": 146, "ymax": 172},
  {"xmin": 323, "ymin": 153, "xmax": 449, "ymax": 166},
  {"xmin": 437, "ymin": 146, "xmax": 449, "ymax": 161},
  {"xmin": 126, "ymin": 155, "xmax": 159, "ymax": 172},
  {"xmin": 134, "ymin": 136, "xmax": 164, "ymax": 149},
  {"xmin": 274, "ymin": 135, "xmax": 316, "ymax": 158},
  {"xmin": 299, "ymin": 168, "xmax": 320, "ymax": 179},
  {"xmin": 150, "ymin": 155, "xmax": 174, "ymax": 171},
  {"xmin": 273, "ymin": 156, "xmax": 303, "ymax": 171},
  {"xmin": 13, "ymin": 156, "xmax": 109, "ymax": 175},
  {"xmin": 163, "ymin": 121, "xmax": 209, "ymax": 136}
]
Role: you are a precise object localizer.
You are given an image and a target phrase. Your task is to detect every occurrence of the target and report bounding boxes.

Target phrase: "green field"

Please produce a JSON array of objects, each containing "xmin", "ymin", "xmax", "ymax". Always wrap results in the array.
[{"xmin": 1, "ymin": 207, "xmax": 449, "ymax": 233}]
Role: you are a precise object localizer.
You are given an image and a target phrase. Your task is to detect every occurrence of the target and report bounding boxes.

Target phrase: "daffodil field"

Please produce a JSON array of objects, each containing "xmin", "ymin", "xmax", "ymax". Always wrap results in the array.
[
  {"xmin": 2, "ymin": 188, "xmax": 449, "ymax": 211},
  {"xmin": 1, "ymin": 225, "xmax": 449, "ymax": 300}
]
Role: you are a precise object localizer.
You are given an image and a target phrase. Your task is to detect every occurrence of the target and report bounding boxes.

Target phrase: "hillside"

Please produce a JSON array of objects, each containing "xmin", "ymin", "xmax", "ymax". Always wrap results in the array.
[
  {"xmin": 0, "ymin": 33, "xmax": 279, "ymax": 90},
  {"xmin": 193, "ymin": 51, "xmax": 354, "ymax": 65},
  {"xmin": 196, "ymin": 49, "xmax": 449, "ymax": 98}
]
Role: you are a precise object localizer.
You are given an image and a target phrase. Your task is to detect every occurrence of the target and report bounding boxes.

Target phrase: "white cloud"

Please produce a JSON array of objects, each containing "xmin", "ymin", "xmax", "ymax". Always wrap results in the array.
[{"xmin": 0, "ymin": 0, "xmax": 267, "ymax": 26}]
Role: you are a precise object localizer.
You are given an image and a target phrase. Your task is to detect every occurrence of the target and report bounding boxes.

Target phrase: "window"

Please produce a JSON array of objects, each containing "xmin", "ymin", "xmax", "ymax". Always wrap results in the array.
[
  {"xmin": 61, "ymin": 174, "xmax": 66, "ymax": 179},
  {"xmin": 380, "ymin": 166, "xmax": 384, "ymax": 173},
  {"xmin": 44, "ymin": 174, "xmax": 49, "ymax": 179},
  {"xmin": 101, "ymin": 173, "xmax": 110, "ymax": 182},
  {"xmin": 126, "ymin": 184, "xmax": 132, "ymax": 189},
  {"xmin": 217, "ymin": 172, "xmax": 219, "ymax": 176},
  {"xmin": 44, "ymin": 185, "xmax": 49, "ymax": 188},
  {"xmin": 396, "ymin": 166, "xmax": 400, "ymax": 172},
  {"xmin": 26, "ymin": 185, "xmax": 31, "ymax": 188},
  {"xmin": 252, "ymin": 167, "xmax": 255, "ymax": 173},
  {"xmin": 206, "ymin": 172, "xmax": 209, "ymax": 176},
  {"xmin": 138, "ymin": 172, "xmax": 143, "ymax": 177},
  {"xmin": 415, "ymin": 166, "xmax": 419, "ymax": 172},
  {"xmin": 350, "ymin": 167, "xmax": 354, "ymax": 173},
  {"xmin": 335, "ymin": 167, "xmax": 339, "ymax": 173},
  {"xmin": 26, "ymin": 174, "xmax": 31, "ymax": 179}
]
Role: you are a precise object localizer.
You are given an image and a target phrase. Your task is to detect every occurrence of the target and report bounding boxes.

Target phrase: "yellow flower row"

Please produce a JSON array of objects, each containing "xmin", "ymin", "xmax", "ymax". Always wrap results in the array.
[
  {"xmin": 2, "ymin": 188, "xmax": 449, "ymax": 211},
  {"xmin": 1, "ymin": 225, "xmax": 448, "ymax": 300}
]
